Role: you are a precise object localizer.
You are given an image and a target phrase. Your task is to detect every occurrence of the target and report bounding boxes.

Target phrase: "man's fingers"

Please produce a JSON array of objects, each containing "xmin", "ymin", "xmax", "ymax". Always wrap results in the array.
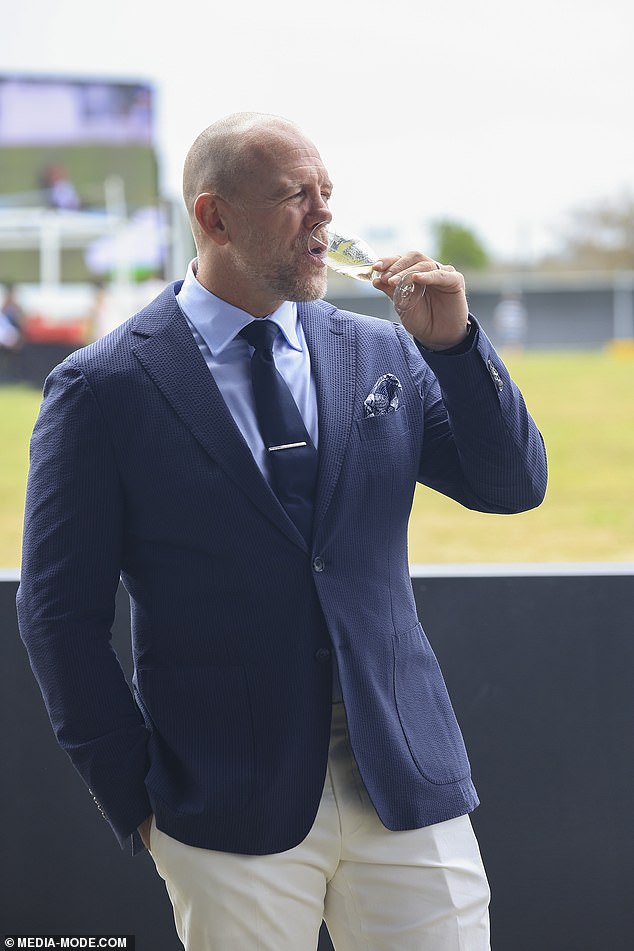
[
  {"xmin": 387, "ymin": 265, "xmax": 464, "ymax": 295},
  {"xmin": 372, "ymin": 253, "xmax": 463, "ymax": 304}
]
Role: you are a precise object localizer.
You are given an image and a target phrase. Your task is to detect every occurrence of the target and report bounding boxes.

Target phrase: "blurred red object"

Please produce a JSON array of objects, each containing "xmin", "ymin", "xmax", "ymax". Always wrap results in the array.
[{"xmin": 23, "ymin": 314, "xmax": 88, "ymax": 345}]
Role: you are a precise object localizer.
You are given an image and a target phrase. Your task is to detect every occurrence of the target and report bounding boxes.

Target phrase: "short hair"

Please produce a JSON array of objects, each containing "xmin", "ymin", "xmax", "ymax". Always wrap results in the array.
[{"xmin": 182, "ymin": 111, "xmax": 299, "ymax": 220}]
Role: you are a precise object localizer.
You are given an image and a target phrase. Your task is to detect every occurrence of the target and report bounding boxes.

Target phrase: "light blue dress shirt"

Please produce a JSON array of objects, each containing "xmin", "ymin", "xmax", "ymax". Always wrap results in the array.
[{"xmin": 176, "ymin": 260, "xmax": 319, "ymax": 486}]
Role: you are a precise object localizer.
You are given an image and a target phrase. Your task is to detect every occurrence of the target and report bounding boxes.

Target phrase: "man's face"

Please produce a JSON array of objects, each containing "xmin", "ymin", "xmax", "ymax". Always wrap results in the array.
[{"xmin": 224, "ymin": 128, "xmax": 333, "ymax": 312}]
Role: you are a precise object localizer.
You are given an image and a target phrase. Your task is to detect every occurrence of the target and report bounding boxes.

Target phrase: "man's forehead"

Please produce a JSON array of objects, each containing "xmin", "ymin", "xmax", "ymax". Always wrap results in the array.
[
  {"xmin": 254, "ymin": 135, "xmax": 326, "ymax": 170},
  {"xmin": 276, "ymin": 153, "xmax": 333, "ymax": 187},
  {"xmin": 247, "ymin": 138, "xmax": 331, "ymax": 190}
]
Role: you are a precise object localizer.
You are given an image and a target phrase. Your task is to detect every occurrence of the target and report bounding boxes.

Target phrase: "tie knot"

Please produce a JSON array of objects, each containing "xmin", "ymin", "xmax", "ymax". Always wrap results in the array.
[{"xmin": 240, "ymin": 319, "xmax": 279, "ymax": 353}]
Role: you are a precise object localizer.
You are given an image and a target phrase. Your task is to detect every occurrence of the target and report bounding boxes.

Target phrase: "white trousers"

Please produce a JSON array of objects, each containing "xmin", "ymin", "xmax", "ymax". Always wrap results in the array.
[{"xmin": 149, "ymin": 703, "xmax": 490, "ymax": 951}]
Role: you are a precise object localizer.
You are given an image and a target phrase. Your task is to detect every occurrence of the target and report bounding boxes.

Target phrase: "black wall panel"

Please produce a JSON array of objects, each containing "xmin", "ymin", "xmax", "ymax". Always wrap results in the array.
[{"xmin": 2, "ymin": 572, "xmax": 632, "ymax": 950}]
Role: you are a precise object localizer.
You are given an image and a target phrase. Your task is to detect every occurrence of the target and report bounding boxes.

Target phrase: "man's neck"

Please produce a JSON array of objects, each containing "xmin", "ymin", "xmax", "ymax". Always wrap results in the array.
[{"xmin": 194, "ymin": 257, "xmax": 282, "ymax": 319}]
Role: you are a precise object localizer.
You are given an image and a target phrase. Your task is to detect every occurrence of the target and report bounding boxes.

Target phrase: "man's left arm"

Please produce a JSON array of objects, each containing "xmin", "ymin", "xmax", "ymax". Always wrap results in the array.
[{"xmin": 373, "ymin": 254, "xmax": 548, "ymax": 514}]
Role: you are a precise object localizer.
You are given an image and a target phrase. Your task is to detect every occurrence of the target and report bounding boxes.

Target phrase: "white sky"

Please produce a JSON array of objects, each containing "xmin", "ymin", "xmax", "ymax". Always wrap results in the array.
[{"xmin": 2, "ymin": 0, "xmax": 633, "ymax": 263}]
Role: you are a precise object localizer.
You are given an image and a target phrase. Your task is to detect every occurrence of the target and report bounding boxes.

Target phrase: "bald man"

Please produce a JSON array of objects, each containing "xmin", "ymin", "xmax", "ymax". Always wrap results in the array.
[{"xmin": 18, "ymin": 112, "xmax": 547, "ymax": 950}]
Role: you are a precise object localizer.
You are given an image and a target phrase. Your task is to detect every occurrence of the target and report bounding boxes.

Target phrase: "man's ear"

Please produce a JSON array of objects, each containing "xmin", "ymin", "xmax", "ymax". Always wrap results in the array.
[{"xmin": 194, "ymin": 192, "xmax": 230, "ymax": 245}]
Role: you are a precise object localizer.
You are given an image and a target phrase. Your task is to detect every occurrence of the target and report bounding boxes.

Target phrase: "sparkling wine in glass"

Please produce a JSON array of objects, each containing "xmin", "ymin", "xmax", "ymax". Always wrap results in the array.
[
  {"xmin": 309, "ymin": 224, "xmax": 378, "ymax": 282},
  {"xmin": 308, "ymin": 222, "xmax": 423, "ymax": 314}
]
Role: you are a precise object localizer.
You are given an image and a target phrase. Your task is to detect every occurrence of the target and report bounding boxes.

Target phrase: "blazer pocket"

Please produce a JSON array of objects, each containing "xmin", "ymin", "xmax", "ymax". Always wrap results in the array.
[
  {"xmin": 393, "ymin": 623, "xmax": 471, "ymax": 785},
  {"xmin": 356, "ymin": 408, "xmax": 409, "ymax": 443}
]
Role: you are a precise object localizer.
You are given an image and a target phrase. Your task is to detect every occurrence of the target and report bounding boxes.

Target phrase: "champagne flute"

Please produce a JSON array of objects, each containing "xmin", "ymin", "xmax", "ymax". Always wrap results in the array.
[{"xmin": 308, "ymin": 222, "xmax": 424, "ymax": 315}]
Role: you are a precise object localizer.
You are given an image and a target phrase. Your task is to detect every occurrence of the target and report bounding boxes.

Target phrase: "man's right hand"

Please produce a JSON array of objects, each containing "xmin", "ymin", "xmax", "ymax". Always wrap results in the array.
[{"xmin": 138, "ymin": 814, "xmax": 153, "ymax": 850}]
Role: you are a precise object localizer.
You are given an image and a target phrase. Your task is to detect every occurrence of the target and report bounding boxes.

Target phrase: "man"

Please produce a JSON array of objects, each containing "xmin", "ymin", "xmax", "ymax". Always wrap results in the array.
[
  {"xmin": 17, "ymin": 112, "xmax": 547, "ymax": 950},
  {"xmin": 0, "ymin": 283, "xmax": 25, "ymax": 380}
]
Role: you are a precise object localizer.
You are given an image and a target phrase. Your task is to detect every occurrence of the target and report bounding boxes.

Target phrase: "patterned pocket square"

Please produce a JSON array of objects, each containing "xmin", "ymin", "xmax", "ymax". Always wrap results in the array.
[{"xmin": 363, "ymin": 374, "xmax": 402, "ymax": 417}]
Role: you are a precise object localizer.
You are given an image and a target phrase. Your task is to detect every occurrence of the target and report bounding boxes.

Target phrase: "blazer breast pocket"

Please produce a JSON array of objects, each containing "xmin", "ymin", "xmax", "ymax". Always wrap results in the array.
[{"xmin": 355, "ymin": 407, "xmax": 409, "ymax": 443}]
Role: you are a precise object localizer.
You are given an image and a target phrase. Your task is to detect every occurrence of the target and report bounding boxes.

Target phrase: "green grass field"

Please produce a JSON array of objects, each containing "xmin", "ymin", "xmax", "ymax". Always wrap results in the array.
[
  {"xmin": 1, "ymin": 349, "xmax": 633, "ymax": 568},
  {"xmin": 409, "ymin": 348, "xmax": 634, "ymax": 564}
]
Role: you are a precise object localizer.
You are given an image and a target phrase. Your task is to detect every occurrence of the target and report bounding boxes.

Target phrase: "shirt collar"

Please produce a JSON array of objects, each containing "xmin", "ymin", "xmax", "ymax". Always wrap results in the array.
[{"xmin": 177, "ymin": 259, "xmax": 302, "ymax": 356}]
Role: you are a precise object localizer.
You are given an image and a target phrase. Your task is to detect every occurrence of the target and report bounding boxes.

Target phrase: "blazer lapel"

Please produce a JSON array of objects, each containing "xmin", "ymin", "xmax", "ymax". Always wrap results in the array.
[
  {"xmin": 131, "ymin": 289, "xmax": 307, "ymax": 548},
  {"xmin": 299, "ymin": 301, "xmax": 357, "ymax": 532}
]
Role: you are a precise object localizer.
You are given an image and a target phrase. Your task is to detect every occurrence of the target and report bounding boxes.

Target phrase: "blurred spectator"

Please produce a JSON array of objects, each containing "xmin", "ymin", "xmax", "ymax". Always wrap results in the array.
[
  {"xmin": 493, "ymin": 292, "xmax": 528, "ymax": 352},
  {"xmin": 0, "ymin": 284, "xmax": 25, "ymax": 380},
  {"xmin": 41, "ymin": 163, "xmax": 82, "ymax": 210}
]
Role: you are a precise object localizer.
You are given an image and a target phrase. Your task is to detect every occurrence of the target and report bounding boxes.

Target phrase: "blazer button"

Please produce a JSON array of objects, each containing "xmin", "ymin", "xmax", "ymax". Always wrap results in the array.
[
  {"xmin": 315, "ymin": 647, "xmax": 331, "ymax": 663},
  {"xmin": 312, "ymin": 557, "xmax": 325, "ymax": 572}
]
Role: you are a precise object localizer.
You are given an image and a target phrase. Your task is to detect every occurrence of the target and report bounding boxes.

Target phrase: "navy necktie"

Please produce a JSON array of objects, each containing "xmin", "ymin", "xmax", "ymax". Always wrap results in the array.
[{"xmin": 240, "ymin": 320, "xmax": 318, "ymax": 543}]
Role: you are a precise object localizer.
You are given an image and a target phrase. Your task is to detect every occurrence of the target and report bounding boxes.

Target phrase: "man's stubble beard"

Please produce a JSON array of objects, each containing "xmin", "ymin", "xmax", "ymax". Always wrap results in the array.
[
  {"xmin": 240, "ymin": 230, "xmax": 328, "ymax": 304},
  {"xmin": 266, "ymin": 262, "xmax": 328, "ymax": 303}
]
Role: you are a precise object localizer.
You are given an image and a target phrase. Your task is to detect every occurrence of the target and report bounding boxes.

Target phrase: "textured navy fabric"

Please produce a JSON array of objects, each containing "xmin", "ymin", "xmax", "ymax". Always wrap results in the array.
[{"xmin": 17, "ymin": 284, "xmax": 547, "ymax": 854}]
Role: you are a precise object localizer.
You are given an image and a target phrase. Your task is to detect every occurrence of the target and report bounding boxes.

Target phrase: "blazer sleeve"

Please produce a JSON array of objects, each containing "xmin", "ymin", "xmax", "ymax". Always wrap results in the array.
[
  {"xmin": 16, "ymin": 359, "xmax": 152, "ymax": 849},
  {"xmin": 396, "ymin": 317, "xmax": 547, "ymax": 514}
]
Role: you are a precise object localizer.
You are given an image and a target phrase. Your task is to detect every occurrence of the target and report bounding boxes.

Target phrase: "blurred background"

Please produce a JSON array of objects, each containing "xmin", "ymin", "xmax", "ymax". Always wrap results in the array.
[{"xmin": 1, "ymin": 0, "xmax": 633, "ymax": 568}]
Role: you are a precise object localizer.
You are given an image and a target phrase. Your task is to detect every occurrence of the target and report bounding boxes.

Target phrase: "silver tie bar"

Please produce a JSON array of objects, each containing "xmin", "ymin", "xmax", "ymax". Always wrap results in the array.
[{"xmin": 267, "ymin": 441, "xmax": 308, "ymax": 452}]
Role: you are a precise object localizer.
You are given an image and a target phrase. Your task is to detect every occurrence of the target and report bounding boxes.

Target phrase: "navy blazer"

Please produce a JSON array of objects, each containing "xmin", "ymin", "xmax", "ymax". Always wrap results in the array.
[{"xmin": 17, "ymin": 284, "xmax": 547, "ymax": 853}]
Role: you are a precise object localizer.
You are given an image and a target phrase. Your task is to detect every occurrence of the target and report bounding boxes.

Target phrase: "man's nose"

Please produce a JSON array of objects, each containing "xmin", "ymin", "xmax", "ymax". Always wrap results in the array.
[{"xmin": 306, "ymin": 194, "xmax": 332, "ymax": 227}]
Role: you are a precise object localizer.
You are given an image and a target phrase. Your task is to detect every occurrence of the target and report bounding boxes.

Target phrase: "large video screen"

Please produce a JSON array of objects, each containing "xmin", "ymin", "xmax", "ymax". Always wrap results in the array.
[
  {"xmin": 0, "ymin": 74, "xmax": 164, "ymax": 285},
  {"xmin": 0, "ymin": 76, "xmax": 153, "ymax": 148}
]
